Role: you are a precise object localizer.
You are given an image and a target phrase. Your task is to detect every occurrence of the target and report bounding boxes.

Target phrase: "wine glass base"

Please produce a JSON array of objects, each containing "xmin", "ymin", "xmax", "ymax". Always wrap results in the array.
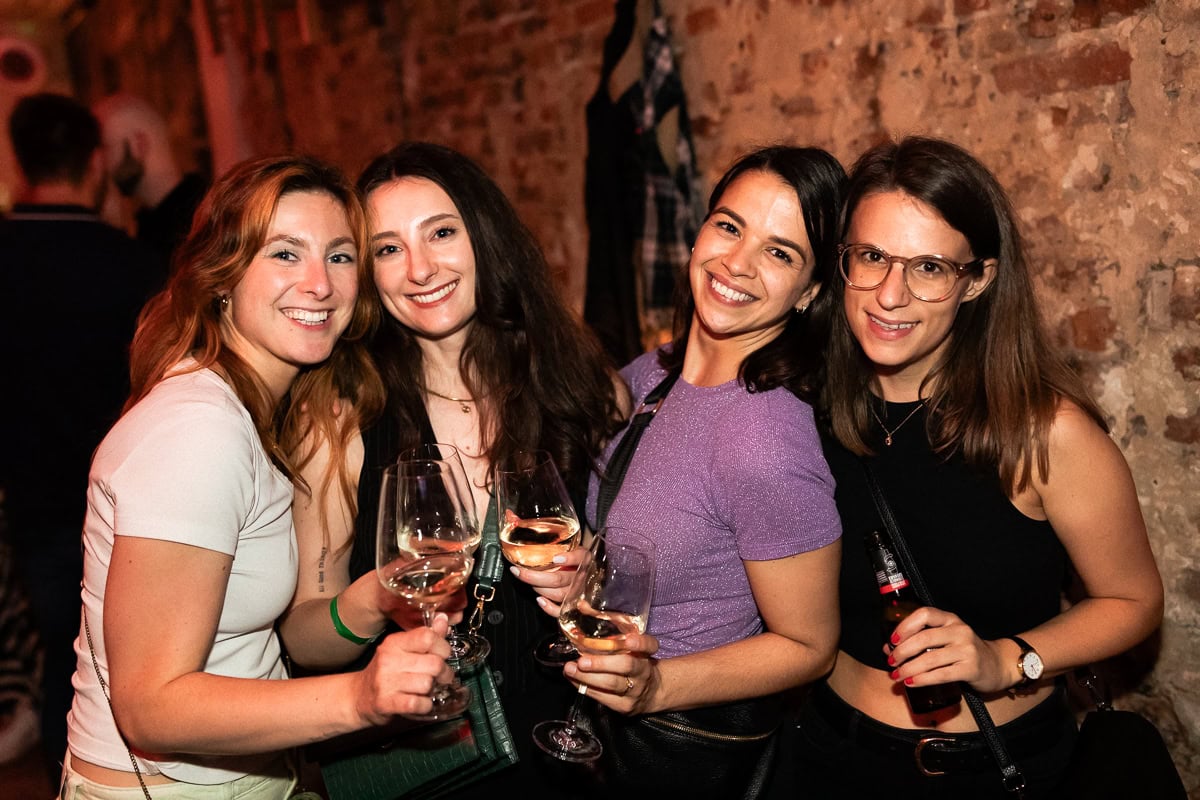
[
  {"xmin": 531, "ymin": 719, "xmax": 602, "ymax": 763},
  {"xmin": 532, "ymin": 633, "xmax": 579, "ymax": 668},
  {"xmin": 405, "ymin": 681, "xmax": 472, "ymax": 722},
  {"xmin": 448, "ymin": 632, "xmax": 491, "ymax": 670}
]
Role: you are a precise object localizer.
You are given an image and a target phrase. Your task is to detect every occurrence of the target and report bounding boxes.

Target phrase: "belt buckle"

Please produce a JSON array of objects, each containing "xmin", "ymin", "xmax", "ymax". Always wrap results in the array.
[{"xmin": 914, "ymin": 735, "xmax": 954, "ymax": 777}]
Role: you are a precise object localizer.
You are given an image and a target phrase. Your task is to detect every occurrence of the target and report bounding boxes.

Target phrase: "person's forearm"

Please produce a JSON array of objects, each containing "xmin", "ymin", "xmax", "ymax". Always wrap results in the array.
[
  {"xmin": 280, "ymin": 580, "xmax": 388, "ymax": 670},
  {"xmin": 651, "ymin": 632, "xmax": 834, "ymax": 713}
]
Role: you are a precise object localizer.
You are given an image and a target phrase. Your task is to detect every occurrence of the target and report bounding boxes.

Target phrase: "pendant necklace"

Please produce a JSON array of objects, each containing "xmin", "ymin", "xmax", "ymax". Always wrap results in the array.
[
  {"xmin": 425, "ymin": 387, "xmax": 479, "ymax": 414},
  {"xmin": 870, "ymin": 399, "xmax": 927, "ymax": 446}
]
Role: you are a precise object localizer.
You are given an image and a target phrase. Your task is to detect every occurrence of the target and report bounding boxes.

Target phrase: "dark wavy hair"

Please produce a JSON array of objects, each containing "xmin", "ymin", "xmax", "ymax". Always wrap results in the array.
[
  {"xmin": 357, "ymin": 141, "xmax": 624, "ymax": 488},
  {"xmin": 127, "ymin": 154, "xmax": 384, "ymax": 485},
  {"xmin": 658, "ymin": 145, "xmax": 847, "ymax": 401},
  {"xmin": 822, "ymin": 135, "xmax": 1105, "ymax": 492}
]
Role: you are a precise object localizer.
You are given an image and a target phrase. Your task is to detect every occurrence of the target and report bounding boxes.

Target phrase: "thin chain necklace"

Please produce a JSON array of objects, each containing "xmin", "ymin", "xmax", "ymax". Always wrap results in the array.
[
  {"xmin": 425, "ymin": 387, "xmax": 483, "ymax": 414},
  {"xmin": 869, "ymin": 398, "xmax": 927, "ymax": 446}
]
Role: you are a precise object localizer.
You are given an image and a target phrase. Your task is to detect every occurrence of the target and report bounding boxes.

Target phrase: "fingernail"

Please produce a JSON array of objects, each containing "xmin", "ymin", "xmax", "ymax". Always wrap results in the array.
[
  {"xmin": 552, "ymin": 555, "xmax": 567, "ymax": 564},
  {"xmin": 577, "ymin": 657, "xmax": 591, "ymax": 669},
  {"xmin": 509, "ymin": 566, "xmax": 521, "ymax": 577},
  {"xmin": 535, "ymin": 596, "xmax": 548, "ymax": 608},
  {"xmin": 905, "ymin": 677, "xmax": 914, "ymax": 686},
  {"xmin": 887, "ymin": 655, "xmax": 895, "ymax": 666},
  {"xmin": 890, "ymin": 670, "xmax": 899, "ymax": 680},
  {"xmin": 890, "ymin": 633, "xmax": 900, "ymax": 645}
]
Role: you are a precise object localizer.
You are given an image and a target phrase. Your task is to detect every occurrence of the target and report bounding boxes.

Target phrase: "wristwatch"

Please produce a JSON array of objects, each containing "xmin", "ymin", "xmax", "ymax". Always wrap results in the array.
[{"xmin": 1006, "ymin": 635, "xmax": 1044, "ymax": 688}]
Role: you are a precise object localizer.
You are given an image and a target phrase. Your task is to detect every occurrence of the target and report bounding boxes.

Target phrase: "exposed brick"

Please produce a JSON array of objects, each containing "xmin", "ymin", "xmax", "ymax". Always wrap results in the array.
[
  {"xmin": 1071, "ymin": 0, "xmax": 1154, "ymax": 30},
  {"xmin": 955, "ymin": 0, "xmax": 991, "ymax": 13},
  {"xmin": 1173, "ymin": 347, "xmax": 1200, "ymax": 382},
  {"xmin": 573, "ymin": 0, "xmax": 612, "ymax": 28},
  {"xmin": 1028, "ymin": 0, "xmax": 1073, "ymax": 38},
  {"xmin": 685, "ymin": 8, "xmax": 720, "ymax": 36},
  {"xmin": 1070, "ymin": 306, "xmax": 1116, "ymax": 351},
  {"xmin": 1171, "ymin": 266, "xmax": 1200, "ymax": 324},
  {"xmin": 1165, "ymin": 410, "xmax": 1200, "ymax": 445},
  {"xmin": 992, "ymin": 41, "xmax": 1131, "ymax": 95}
]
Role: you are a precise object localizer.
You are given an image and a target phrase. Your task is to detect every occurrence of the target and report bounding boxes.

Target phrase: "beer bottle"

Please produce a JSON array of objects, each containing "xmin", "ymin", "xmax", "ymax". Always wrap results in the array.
[{"xmin": 864, "ymin": 528, "xmax": 962, "ymax": 714}]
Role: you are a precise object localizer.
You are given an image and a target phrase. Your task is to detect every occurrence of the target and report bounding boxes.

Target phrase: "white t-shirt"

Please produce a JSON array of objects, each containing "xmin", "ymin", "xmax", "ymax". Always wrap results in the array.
[{"xmin": 67, "ymin": 365, "xmax": 298, "ymax": 785}]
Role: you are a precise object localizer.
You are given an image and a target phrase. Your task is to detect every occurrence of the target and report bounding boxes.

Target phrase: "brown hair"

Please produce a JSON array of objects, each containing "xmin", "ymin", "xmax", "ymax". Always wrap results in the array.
[
  {"xmin": 823, "ymin": 136, "xmax": 1105, "ymax": 493},
  {"xmin": 126, "ymin": 154, "xmax": 384, "ymax": 501}
]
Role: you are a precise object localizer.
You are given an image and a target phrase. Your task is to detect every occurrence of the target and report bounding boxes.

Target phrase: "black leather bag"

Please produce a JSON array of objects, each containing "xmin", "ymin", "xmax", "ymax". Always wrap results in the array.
[
  {"xmin": 1062, "ymin": 668, "xmax": 1186, "ymax": 800},
  {"xmin": 586, "ymin": 696, "xmax": 782, "ymax": 800}
]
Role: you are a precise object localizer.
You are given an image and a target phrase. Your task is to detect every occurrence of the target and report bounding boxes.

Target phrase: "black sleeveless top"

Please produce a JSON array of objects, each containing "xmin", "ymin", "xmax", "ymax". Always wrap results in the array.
[
  {"xmin": 821, "ymin": 400, "xmax": 1068, "ymax": 671},
  {"xmin": 350, "ymin": 407, "xmax": 585, "ymax": 794}
]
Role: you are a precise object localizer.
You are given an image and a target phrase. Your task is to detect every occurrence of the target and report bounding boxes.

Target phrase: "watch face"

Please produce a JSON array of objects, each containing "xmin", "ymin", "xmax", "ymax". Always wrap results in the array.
[{"xmin": 1022, "ymin": 651, "xmax": 1044, "ymax": 680}]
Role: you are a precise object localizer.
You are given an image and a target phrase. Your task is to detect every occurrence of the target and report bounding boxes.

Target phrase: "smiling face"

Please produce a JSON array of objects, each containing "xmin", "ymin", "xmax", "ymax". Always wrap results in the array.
[
  {"xmin": 367, "ymin": 177, "xmax": 477, "ymax": 347},
  {"xmin": 688, "ymin": 169, "xmax": 820, "ymax": 362},
  {"xmin": 843, "ymin": 190, "xmax": 995, "ymax": 399},
  {"xmin": 222, "ymin": 190, "xmax": 359, "ymax": 398}
]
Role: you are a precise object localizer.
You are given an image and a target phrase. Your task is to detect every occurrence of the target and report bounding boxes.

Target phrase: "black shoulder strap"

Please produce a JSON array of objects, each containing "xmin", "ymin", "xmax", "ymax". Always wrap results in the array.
[
  {"xmin": 595, "ymin": 369, "xmax": 680, "ymax": 528},
  {"xmin": 861, "ymin": 459, "xmax": 1028, "ymax": 798}
]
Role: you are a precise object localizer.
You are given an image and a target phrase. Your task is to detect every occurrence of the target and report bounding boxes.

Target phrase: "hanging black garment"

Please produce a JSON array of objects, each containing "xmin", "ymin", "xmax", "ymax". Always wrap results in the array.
[{"xmin": 583, "ymin": 0, "xmax": 645, "ymax": 369}]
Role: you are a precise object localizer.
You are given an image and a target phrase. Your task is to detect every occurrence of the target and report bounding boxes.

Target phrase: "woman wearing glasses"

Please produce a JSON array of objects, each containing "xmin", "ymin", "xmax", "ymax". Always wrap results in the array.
[{"xmin": 793, "ymin": 136, "xmax": 1163, "ymax": 798}]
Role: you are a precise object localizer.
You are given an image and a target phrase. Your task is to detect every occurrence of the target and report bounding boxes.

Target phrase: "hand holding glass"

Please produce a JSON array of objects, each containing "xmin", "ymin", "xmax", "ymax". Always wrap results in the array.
[
  {"xmin": 375, "ymin": 460, "xmax": 474, "ymax": 720},
  {"xmin": 532, "ymin": 527, "xmax": 655, "ymax": 762},
  {"xmin": 495, "ymin": 450, "xmax": 583, "ymax": 667}
]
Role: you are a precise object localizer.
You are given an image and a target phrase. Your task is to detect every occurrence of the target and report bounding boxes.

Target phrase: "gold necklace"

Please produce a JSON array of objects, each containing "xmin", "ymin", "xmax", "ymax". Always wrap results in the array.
[
  {"xmin": 424, "ymin": 387, "xmax": 481, "ymax": 414},
  {"xmin": 869, "ymin": 399, "xmax": 927, "ymax": 446}
]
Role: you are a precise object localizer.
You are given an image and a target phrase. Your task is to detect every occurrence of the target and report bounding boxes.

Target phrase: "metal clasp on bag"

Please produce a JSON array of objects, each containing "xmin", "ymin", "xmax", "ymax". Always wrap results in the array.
[{"xmin": 914, "ymin": 735, "xmax": 954, "ymax": 777}]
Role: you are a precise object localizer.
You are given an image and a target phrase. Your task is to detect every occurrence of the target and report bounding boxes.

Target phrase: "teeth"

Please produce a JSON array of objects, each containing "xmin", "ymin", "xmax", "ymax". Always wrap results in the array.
[
  {"xmin": 711, "ymin": 277, "xmax": 753, "ymax": 303},
  {"xmin": 411, "ymin": 280, "xmax": 458, "ymax": 304},
  {"xmin": 870, "ymin": 314, "xmax": 916, "ymax": 331},
  {"xmin": 285, "ymin": 309, "xmax": 330, "ymax": 325}
]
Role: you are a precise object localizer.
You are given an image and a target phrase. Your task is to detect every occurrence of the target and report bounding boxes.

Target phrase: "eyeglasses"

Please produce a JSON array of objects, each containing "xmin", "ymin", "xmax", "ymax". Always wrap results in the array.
[{"xmin": 838, "ymin": 243, "xmax": 985, "ymax": 302}]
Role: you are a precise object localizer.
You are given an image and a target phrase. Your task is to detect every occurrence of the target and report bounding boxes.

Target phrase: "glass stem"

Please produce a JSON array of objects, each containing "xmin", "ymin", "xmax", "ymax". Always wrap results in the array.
[{"xmin": 565, "ymin": 691, "xmax": 587, "ymax": 731}]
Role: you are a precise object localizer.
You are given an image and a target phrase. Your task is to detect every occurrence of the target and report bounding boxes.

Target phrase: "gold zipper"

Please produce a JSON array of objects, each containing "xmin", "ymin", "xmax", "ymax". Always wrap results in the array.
[{"xmin": 642, "ymin": 714, "xmax": 775, "ymax": 743}]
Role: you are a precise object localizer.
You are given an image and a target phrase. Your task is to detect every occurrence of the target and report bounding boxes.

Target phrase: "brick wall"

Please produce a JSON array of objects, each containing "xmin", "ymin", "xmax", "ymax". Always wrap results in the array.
[{"xmin": 67, "ymin": 0, "xmax": 1200, "ymax": 790}]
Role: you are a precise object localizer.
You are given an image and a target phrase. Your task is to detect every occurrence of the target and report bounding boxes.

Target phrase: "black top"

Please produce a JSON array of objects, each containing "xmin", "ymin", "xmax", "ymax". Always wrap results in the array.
[
  {"xmin": 0, "ymin": 204, "xmax": 165, "ymax": 540},
  {"xmin": 820, "ymin": 400, "xmax": 1068, "ymax": 671},
  {"xmin": 346, "ymin": 408, "xmax": 587, "ymax": 795},
  {"xmin": 136, "ymin": 172, "xmax": 208, "ymax": 266}
]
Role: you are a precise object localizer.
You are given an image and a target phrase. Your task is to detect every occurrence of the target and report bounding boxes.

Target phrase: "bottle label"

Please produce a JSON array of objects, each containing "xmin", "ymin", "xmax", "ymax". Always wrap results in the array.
[{"xmin": 876, "ymin": 571, "xmax": 910, "ymax": 595}]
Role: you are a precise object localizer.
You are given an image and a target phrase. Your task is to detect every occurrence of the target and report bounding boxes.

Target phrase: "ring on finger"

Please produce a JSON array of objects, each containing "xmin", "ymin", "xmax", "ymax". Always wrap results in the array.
[
  {"xmin": 623, "ymin": 677, "xmax": 634, "ymax": 696},
  {"xmin": 578, "ymin": 683, "xmax": 589, "ymax": 697}
]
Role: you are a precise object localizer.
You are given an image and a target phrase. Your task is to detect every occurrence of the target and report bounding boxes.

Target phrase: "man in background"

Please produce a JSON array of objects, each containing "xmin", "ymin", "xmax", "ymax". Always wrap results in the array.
[
  {"xmin": 0, "ymin": 91, "xmax": 164, "ymax": 783},
  {"xmin": 92, "ymin": 92, "xmax": 207, "ymax": 265}
]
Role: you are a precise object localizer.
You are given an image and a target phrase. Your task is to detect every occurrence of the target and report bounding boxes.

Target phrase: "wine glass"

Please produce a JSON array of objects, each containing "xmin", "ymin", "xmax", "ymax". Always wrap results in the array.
[
  {"xmin": 494, "ymin": 450, "xmax": 584, "ymax": 667},
  {"xmin": 376, "ymin": 460, "xmax": 474, "ymax": 720},
  {"xmin": 532, "ymin": 527, "xmax": 656, "ymax": 762},
  {"xmin": 398, "ymin": 443, "xmax": 490, "ymax": 668}
]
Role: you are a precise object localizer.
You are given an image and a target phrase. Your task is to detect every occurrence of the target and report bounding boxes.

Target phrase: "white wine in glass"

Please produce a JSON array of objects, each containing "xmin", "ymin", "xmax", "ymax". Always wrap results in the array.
[
  {"xmin": 397, "ymin": 443, "xmax": 489, "ymax": 668},
  {"xmin": 532, "ymin": 527, "xmax": 655, "ymax": 763},
  {"xmin": 376, "ymin": 461, "xmax": 473, "ymax": 721},
  {"xmin": 495, "ymin": 450, "xmax": 584, "ymax": 667}
]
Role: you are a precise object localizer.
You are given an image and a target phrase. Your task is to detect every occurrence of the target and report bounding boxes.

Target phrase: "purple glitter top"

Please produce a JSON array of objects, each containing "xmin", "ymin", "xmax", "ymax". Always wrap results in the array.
[{"xmin": 586, "ymin": 351, "xmax": 841, "ymax": 659}]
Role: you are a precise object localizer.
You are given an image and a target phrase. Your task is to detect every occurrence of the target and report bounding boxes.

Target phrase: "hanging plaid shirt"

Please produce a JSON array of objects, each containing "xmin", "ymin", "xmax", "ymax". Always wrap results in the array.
[{"xmin": 631, "ymin": 9, "xmax": 705, "ymax": 315}]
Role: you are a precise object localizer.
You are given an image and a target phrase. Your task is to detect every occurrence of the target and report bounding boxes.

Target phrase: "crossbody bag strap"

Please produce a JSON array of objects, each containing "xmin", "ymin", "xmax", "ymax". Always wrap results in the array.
[
  {"xmin": 82, "ymin": 607, "xmax": 155, "ymax": 800},
  {"xmin": 594, "ymin": 369, "xmax": 680, "ymax": 528},
  {"xmin": 861, "ymin": 459, "xmax": 1028, "ymax": 798},
  {"xmin": 467, "ymin": 493, "xmax": 505, "ymax": 636}
]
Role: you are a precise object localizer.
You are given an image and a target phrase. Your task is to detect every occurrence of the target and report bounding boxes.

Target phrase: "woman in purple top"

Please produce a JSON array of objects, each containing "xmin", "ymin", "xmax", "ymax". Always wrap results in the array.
[{"xmin": 562, "ymin": 146, "xmax": 846, "ymax": 799}]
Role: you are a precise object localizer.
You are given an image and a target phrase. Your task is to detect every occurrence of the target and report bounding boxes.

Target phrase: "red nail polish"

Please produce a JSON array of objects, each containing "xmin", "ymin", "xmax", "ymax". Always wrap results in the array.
[
  {"xmin": 890, "ymin": 633, "xmax": 900, "ymax": 645},
  {"xmin": 887, "ymin": 655, "xmax": 895, "ymax": 666},
  {"xmin": 904, "ymin": 677, "xmax": 914, "ymax": 686},
  {"xmin": 890, "ymin": 670, "xmax": 899, "ymax": 680}
]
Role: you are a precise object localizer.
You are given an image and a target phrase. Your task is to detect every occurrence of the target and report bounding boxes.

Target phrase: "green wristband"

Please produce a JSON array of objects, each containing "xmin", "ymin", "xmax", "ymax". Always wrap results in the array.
[{"xmin": 330, "ymin": 595, "xmax": 380, "ymax": 645}]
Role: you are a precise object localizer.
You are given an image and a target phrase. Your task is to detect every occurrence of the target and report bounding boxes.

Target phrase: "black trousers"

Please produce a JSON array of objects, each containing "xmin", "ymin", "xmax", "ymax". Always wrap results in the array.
[{"xmin": 783, "ymin": 682, "xmax": 1078, "ymax": 800}]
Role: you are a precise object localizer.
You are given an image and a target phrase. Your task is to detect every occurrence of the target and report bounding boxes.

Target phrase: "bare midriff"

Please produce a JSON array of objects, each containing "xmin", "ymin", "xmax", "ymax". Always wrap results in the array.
[
  {"xmin": 69, "ymin": 754, "xmax": 180, "ymax": 787},
  {"xmin": 826, "ymin": 651, "xmax": 1053, "ymax": 731}
]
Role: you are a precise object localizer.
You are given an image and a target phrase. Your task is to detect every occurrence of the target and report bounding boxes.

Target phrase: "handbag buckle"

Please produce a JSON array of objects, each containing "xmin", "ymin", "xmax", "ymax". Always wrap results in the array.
[{"xmin": 914, "ymin": 736, "xmax": 954, "ymax": 777}]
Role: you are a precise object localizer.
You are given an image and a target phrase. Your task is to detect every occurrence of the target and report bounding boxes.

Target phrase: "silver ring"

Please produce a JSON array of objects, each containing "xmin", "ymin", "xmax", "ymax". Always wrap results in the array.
[
  {"xmin": 624, "ymin": 677, "xmax": 634, "ymax": 696},
  {"xmin": 578, "ymin": 683, "xmax": 589, "ymax": 697}
]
